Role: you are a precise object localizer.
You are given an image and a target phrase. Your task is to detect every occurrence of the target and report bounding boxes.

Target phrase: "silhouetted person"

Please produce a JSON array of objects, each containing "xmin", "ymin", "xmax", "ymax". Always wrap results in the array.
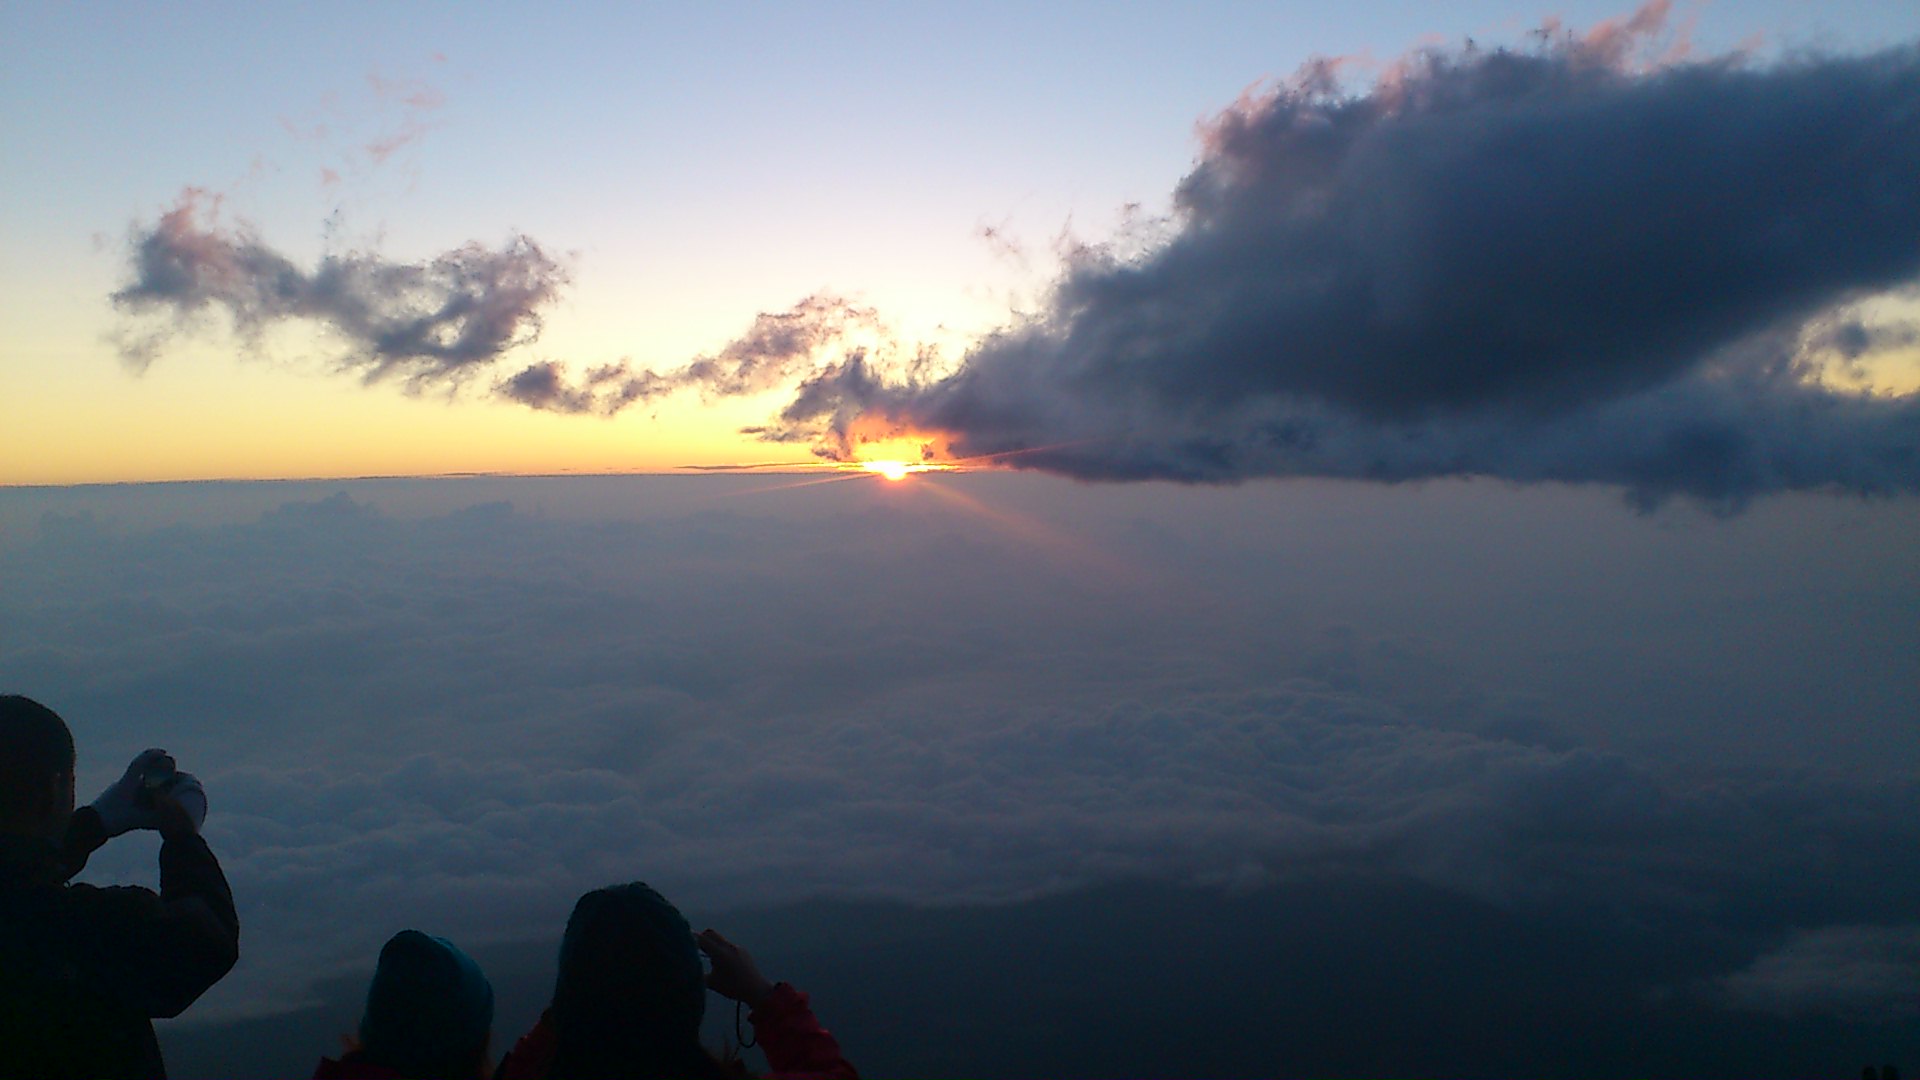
[
  {"xmin": 0, "ymin": 694, "xmax": 239, "ymax": 1079},
  {"xmin": 314, "ymin": 929, "xmax": 496, "ymax": 1079},
  {"xmin": 495, "ymin": 881, "xmax": 856, "ymax": 1080}
]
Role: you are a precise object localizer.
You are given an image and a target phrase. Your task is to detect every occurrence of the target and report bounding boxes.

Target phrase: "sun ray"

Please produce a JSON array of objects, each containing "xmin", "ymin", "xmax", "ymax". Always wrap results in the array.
[
  {"xmin": 909, "ymin": 474, "xmax": 1146, "ymax": 583},
  {"xmin": 701, "ymin": 470, "xmax": 876, "ymax": 498}
]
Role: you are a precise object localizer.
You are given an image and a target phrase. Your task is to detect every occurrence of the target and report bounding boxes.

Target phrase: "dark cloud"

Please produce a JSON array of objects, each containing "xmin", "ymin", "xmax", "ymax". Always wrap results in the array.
[
  {"xmin": 765, "ymin": 12, "xmax": 1920, "ymax": 506},
  {"xmin": 112, "ymin": 189, "xmax": 568, "ymax": 388},
  {"xmin": 496, "ymin": 295, "xmax": 878, "ymax": 415},
  {"xmin": 1804, "ymin": 308, "xmax": 1920, "ymax": 362}
]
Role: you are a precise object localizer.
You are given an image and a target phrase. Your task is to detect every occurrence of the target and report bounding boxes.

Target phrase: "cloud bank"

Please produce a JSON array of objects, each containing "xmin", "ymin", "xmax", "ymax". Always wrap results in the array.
[{"xmin": 767, "ymin": 10, "xmax": 1920, "ymax": 505}]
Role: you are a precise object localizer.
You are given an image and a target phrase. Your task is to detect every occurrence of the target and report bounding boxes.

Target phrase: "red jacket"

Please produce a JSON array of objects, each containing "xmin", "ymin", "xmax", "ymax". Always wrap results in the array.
[{"xmin": 495, "ymin": 983, "xmax": 856, "ymax": 1080}]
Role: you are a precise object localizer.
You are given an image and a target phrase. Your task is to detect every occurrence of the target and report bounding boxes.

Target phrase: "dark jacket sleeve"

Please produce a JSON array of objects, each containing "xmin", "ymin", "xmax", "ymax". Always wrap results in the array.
[
  {"xmin": 65, "ymin": 830, "xmax": 240, "ymax": 1018},
  {"xmin": 750, "ymin": 983, "xmax": 858, "ymax": 1080},
  {"xmin": 57, "ymin": 805, "xmax": 109, "ymax": 881}
]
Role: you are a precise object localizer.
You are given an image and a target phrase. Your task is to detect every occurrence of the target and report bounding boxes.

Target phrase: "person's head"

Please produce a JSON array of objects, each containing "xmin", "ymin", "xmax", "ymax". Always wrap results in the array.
[
  {"xmin": 551, "ymin": 882, "xmax": 727, "ymax": 1080},
  {"xmin": 357, "ymin": 930, "xmax": 495, "ymax": 1080},
  {"xmin": 0, "ymin": 695, "xmax": 76, "ymax": 838}
]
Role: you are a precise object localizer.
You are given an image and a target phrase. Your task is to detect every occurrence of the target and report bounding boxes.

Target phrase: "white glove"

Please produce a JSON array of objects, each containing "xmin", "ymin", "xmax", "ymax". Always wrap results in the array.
[
  {"xmin": 163, "ymin": 771, "xmax": 208, "ymax": 833},
  {"xmin": 88, "ymin": 748, "xmax": 173, "ymax": 837}
]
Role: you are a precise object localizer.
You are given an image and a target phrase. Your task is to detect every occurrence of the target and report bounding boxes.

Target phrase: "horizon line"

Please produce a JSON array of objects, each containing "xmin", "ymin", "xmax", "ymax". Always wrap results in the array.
[{"xmin": 0, "ymin": 464, "xmax": 1005, "ymax": 492}]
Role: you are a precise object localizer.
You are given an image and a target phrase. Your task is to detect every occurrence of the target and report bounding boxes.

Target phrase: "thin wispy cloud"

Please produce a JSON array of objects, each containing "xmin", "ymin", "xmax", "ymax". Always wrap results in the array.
[
  {"xmin": 273, "ymin": 63, "xmax": 448, "ymax": 189},
  {"xmin": 361, "ymin": 70, "xmax": 446, "ymax": 164},
  {"xmin": 496, "ymin": 294, "xmax": 880, "ymax": 416}
]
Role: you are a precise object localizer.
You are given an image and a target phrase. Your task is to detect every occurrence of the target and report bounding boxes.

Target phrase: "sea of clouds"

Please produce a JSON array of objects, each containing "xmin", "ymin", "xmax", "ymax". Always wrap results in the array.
[{"xmin": 2, "ymin": 475, "xmax": 1916, "ymax": 1026}]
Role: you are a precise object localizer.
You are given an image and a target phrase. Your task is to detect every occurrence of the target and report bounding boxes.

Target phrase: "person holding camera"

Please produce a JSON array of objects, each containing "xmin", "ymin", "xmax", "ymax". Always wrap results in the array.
[
  {"xmin": 0, "ymin": 694, "xmax": 240, "ymax": 1080},
  {"xmin": 495, "ymin": 882, "xmax": 856, "ymax": 1080}
]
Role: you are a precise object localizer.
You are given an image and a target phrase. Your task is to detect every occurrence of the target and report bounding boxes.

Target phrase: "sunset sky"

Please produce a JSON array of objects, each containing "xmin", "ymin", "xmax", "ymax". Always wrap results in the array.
[
  {"xmin": 5, "ymin": 0, "xmax": 1917, "ymax": 485},
  {"xmin": 5, "ymin": 5, "xmax": 1920, "ymax": 1075}
]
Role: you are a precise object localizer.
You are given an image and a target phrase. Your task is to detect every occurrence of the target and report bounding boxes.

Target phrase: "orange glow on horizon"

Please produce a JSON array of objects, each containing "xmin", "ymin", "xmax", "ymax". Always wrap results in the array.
[
  {"xmin": 861, "ymin": 460, "xmax": 917, "ymax": 481},
  {"xmin": 839, "ymin": 424, "xmax": 954, "ymax": 465},
  {"xmin": 838, "ymin": 425, "xmax": 967, "ymax": 481}
]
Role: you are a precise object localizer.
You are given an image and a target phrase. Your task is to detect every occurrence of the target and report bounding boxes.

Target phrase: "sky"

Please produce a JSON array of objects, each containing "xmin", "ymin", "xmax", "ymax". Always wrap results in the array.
[
  {"xmin": 4, "ymin": 2, "xmax": 1920, "ymax": 1076},
  {"xmin": 3, "ymin": 0, "xmax": 1919, "ymax": 487}
]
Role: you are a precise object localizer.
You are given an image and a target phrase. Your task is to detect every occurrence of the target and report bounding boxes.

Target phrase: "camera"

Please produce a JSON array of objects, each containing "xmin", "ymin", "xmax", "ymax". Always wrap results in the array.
[{"xmin": 136, "ymin": 756, "xmax": 178, "ymax": 806}]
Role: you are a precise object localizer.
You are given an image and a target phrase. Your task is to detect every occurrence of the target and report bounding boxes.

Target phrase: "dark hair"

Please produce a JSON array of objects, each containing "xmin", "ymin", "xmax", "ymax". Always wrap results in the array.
[
  {"xmin": 358, "ymin": 930, "xmax": 494, "ymax": 1080},
  {"xmin": 0, "ymin": 696, "xmax": 75, "ymax": 820},
  {"xmin": 549, "ymin": 883, "xmax": 735, "ymax": 1080}
]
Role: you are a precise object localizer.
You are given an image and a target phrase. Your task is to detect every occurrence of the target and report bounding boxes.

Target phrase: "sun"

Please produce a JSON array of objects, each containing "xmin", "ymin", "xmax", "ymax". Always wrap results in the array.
[
  {"xmin": 845, "ymin": 432, "xmax": 959, "ymax": 481},
  {"xmin": 861, "ymin": 459, "xmax": 916, "ymax": 481}
]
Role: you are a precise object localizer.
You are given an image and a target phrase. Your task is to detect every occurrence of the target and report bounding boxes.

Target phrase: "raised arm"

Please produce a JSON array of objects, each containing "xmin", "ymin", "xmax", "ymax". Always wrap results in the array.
[
  {"xmin": 66, "ymin": 765, "xmax": 239, "ymax": 1017},
  {"xmin": 699, "ymin": 928, "xmax": 858, "ymax": 1080}
]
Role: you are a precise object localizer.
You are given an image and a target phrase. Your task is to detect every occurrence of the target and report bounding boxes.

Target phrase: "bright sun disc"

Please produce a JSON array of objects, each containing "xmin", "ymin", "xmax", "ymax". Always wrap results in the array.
[{"xmin": 863, "ymin": 460, "xmax": 912, "ymax": 481}]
